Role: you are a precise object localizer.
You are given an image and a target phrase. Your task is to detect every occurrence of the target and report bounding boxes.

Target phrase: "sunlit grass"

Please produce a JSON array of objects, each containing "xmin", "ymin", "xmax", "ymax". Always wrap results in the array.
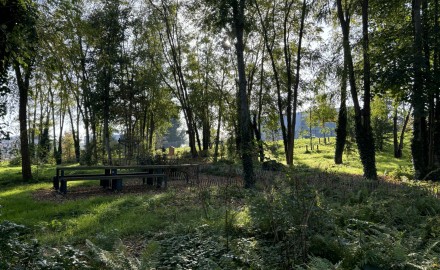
[
  {"xmin": 0, "ymin": 135, "xmax": 417, "ymax": 253},
  {"xmin": 263, "ymin": 136, "xmax": 413, "ymax": 176}
]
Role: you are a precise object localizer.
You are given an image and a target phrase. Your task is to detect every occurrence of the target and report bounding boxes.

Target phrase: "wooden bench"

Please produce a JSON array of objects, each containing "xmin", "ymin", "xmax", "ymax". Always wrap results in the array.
[
  {"xmin": 53, "ymin": 164, "xmax": 199, "ymax": 194},
  {"xmin": 53, "ymin": 167, "xmax": 167, "ymax": 194}
]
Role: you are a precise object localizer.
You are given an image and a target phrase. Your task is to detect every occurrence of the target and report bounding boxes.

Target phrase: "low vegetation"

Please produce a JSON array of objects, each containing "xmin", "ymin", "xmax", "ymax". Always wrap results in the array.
[{"xmin": 1, "ymin": 139, "xmax": 439, "ymax": 269}]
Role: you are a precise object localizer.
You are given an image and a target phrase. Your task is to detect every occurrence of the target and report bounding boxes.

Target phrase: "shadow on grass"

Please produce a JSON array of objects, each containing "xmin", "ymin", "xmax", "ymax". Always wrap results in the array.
[{"xmin": 254, "ymin": 162, "xmax": 439, "ymax": 200}]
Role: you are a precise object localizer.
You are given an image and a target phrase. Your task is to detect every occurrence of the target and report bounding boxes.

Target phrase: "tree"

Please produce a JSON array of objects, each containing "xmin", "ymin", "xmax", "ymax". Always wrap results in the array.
[
  {"xmin": 232, "ymin": 0, "xmax": 255, "ymax": 187},
  {"xmin": 254, "ymin": 0, "xmax": 308, "ymax": 165},
  {"xmin": 202, "ymin": 0, "xmax": 255, "ymax": 187},
  {"xmin": 6, "ymin": 0, "xmax": 38, "ymax": 180},
  {"xmin": 163, "ymin": 118, "xmax": 186, "ymax": 148},
  {"xmin": 371, "ymin": 97, "xmax": 392, "ymax": 151},
  {"xmin": 336, "ymin": 0, "xmax": 377, "ymax": 179},
  {"xmin": 148, "ymin": 0, "xmax": 199, "ymax": 158},
  {"xmin": 411, "ymin": 0, "xmax": 427, "ymax": 179},
  {"xmin": 310, "ymin": 94, "xmax": 337, "ymax": 144},
  {"xmin": 393, "ymin": 103, "xmax": 411, "ymax": 158},
  {"xmin": 87, "ymin": 0, "xmax": 130, "ymax": 165},
  {"xmin": 335, "ymin": 62, "xmax": 347, "ymax": 164},
  {"xmin": 304, "ymin": 106, "xmax": 318, "ymax": 151}
]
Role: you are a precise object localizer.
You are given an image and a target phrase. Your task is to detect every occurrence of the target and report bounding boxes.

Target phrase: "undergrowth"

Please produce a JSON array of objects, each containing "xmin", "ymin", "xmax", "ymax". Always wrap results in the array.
[{"xmin": 1, "ymin": 142, "xmax": 439, "ymax": 269}]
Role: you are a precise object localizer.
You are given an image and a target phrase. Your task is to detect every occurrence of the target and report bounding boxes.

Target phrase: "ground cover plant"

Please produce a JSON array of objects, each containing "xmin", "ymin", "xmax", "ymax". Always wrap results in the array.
[{"xmin": 1, "ymin": 139, "xmax": 439, "ymax": 269}]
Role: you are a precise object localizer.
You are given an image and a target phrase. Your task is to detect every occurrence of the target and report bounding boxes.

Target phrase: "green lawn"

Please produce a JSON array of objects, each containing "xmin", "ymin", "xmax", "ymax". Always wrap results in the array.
[{"xmin": 291, "ymin": 137, "xmax": 412, "ymax": 176}]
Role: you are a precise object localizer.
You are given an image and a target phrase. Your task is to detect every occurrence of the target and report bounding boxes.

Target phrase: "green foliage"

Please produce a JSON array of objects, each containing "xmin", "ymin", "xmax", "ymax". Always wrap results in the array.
[
  {"xmin": 86, "ymin": 239, "xmax": 140, "ymax": 270},
  {"xmin": 0, "ymin": 221, "xmax": 90, "ymax": 269},
  {"xmin": 387, "ymin": 165, "xmax": 414, "ymax": 181},
  {"xmin": 200, "ymin": 160, "xmax": 240, "ymax": 177},
  {"xmin": 147, "ymin": 227, "xmax": 227, "ymax": 269},
  {"xmin": 309, "ymin": 94, "xmax": 337, "ymax": 131},
  {"xmin": 163, "ymin": 118, "xmax": 186, "ymax": 148},
  {"xmin": 0, "ymin": 142, "xmax": 439, "ymax": 270},
  {"xmin": 244, "ymin": 176, "xmax": 322, "ymax": 266},
  {"xmin": 371, "ymin": 98, "xmax": 393, "ymax": 151},
  {"xmin": 9, "ymin": 155, "xmax": 22, "ymax": 166}
]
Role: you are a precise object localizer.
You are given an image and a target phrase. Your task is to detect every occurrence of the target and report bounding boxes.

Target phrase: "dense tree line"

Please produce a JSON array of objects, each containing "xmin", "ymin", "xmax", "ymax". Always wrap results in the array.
[{"xmin": 1, "ymin": 0, "xmax": 439, "ymax": 184}]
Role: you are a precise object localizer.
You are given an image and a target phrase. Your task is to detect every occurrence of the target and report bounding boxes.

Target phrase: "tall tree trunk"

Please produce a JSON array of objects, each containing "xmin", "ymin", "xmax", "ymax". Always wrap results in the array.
[
  {"xmin": 412, "ymin": 0, "xmax": 428, "ymax": 179},
  {"xmin": 78, "ymin": 35, "xmax": 93, "ymax": 165},
  {"xmin": 13, "ymin": 62, "xmax": 33, "ymax": 181},
  {"xmin": 56, "ymin": 94, "xmax": 66, "ymax": 165},
  {"xmin": 30, "ymin": 90, "xmax": 38, "ymax": 159},
  {"xmin": 233, "ymin": 0, "xmax": 254, "ymax": 188},
  {"xmin": 91, "ymin": 118, "xmax": 98, "ymax": 163},
  {"xmin": 337, "ymin": 0, "xmax": 377, "ymax": 179},
  {"xmin": 422, "ymin": 0, "xmax": 435, "ymax": 169},
  {"xmin": 202, "ymin": 113, "xmax": 210, "ymax": 153},
  {"xmin": 288, "ymin": 0, "xmax": 307, "ymax": 165},
  {"xmin": 148, "ymin": 113, "xmax": 155, "ymax": 152},
  {"xmin": 393, "ymin": 106, "xmax": 399, "ymax": 158},
  {"xmin": 49, "ymin": 85, "xmax": 57, "ymax": 163},
  {"xmin": 309, "ymin": 108, "xmax": 313, "ymax": 150},
  {"xmin": 103, "ymin": 73, "xmax": 112, "ymax": 165},
  {"xmin": 256, "ymin": 46, "xmax": 265, "ymax": 162},
  {"xmin": 195, "ymin": 122, "xmax": 202, "ymax": 152},
  {"xmin": 396, "ymin": 106, "xmax": 412, "ymax": 158},
  {"xmin": 359, "ymin": 0, "xmax": 377, "ymax": 179},
  {"xmin": 153, "ymin": 0, "xmax": 198, "ymax": 158},
  {"xmin": 252, "ymin": 114, "xmax": 264, "ymax": 162},
  {"xmin": 186, "ymin": 110, "xmax": 198, "ymax": 157},
  {"xmin": 68, "ymin": 106, "xmax": 80, "ymax": 162},
  {"xmin": 254, "ymin": 1, "xmax": 287, "ymax": 158},
  {"xmin": 214, "ymin": 100, "xmax": 223, "ymax": 162},
  {"xmin": 213, "ymin": 73, "xmax": 226, "ymax": 162},
  {"xmin": 434, "ymin": 0, "xmax": 440, "ymax": 166}
]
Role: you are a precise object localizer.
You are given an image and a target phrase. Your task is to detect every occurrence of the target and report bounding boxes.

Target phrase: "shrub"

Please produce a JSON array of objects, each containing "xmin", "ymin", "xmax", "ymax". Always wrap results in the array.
[{"xmin": 0, "ymin": 221, "xmax": 90, "ymax": 269}]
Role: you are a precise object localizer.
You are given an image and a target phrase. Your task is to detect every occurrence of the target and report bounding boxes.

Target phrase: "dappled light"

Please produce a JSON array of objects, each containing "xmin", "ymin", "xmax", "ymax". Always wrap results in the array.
[{"xmin": 2, "ymin": 0, "xmax": 440, "ymax": 268}]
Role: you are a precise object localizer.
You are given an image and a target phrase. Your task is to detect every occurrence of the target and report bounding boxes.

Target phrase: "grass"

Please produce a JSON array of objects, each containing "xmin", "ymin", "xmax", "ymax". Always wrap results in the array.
[
  {"xmin": 1, "ymin": 137, "xmax": 439, "ymax": 269},
  {"xmin": 264, "ymin": 137, "xmax": 413, "ymax": 176}
]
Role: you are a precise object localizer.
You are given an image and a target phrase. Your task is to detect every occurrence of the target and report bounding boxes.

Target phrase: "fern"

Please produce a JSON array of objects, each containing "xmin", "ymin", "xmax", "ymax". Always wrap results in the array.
[{"xmin": 86, "ymin": 239, "xmax": 140, "ymax": 270}]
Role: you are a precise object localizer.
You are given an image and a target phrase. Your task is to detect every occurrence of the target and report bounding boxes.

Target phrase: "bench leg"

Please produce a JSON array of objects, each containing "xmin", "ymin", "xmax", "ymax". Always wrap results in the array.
[
  {"xmin": 164, "ymin": 175, "xmax": 167, "ymax": 188},
  {"xmin": 112, "ymin": 179, "xmax": 123, "ymax": 191},
  {"xmin": 60, "ymin": 180, "xmax": 67, "ymax": 194},
  {"xmin": 53, "ymin": 176, "xmax": 59, "ymax": 190},
  {"xmin": 100, "ymin": 180, "xmax": 110, "ymax": 188},
  {"xmin": 146, "ymin": 177, "xmax": 154, "ymax": 186}
]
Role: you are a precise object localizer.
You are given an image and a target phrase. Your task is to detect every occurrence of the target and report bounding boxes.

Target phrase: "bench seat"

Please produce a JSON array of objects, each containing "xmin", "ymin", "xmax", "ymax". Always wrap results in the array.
[{"xmin": 54, "ymin": 172, "xmax": 167, "ymax": 194}]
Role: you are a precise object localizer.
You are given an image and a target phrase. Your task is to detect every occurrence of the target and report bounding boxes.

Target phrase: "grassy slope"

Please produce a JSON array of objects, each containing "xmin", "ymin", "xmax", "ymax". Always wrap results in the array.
[
  {"xmin": 0, "ymin": 138, "xmax": 439, "ymax": 269},
  {"xmin": 267, "ymin": 137, "xmax": 413, "ymax": 176}
]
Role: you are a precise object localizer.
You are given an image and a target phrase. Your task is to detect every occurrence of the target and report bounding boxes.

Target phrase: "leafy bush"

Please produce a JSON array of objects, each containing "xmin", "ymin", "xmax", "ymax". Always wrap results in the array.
[
  {"xmin": 8, "ymin": 156, "xmax": 21, "ymax": 166},
  {"xmin": 142, "ymin": 226, "xmax": 229, "ymax": 269},
  {"xmin": 0, "ymin": 221, "xmax": 89, "ymax": 269},
  {"xmin": 200, "ymin": 161, "xmax": 240, "ymax": 177},
  {"xmin": 387, "ymin": 166, "xmax": 414, "ymax": 181},
  {"xmin": 86, "ymin": 239, "xmax": 140, "ymax": 270}
]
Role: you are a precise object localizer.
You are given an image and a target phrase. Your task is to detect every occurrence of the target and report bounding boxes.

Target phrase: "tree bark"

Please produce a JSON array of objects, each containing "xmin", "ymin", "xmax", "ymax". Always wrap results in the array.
[
  {"xmin": 254, "ymin": 0, "xmax": 306, "ymax": 165},
  {"xmin": 422, "ymin": 0, "xmax": 435, "ymax": 169},
  {"xmin": 397, "ymin": 106, "xmax": 412, "ymax": 158},
  {"xmin": 434, "ymin": 0, "xmax": 440, "ymax": 166},
  {"xmin": 412, "ymin": 0, "xmax": 428, "ymax": 179},
  {"xmin": 18, "ymin": 74, "xmax": 31, "ymax": 162},
  {"xmin": 233, "ymin": 0, "xmax": 254, "ymax": 188},
  {"xmin": 14, "ymin": 62, "xmax": 33, "ymax": 181},
  {"xmin": 68, "ymin": 105, "xmax": 81, "ymax": 162},
  {"xmin": 288, "ymin": 0, "xmax": 307, "ymax": 165},
  {"xmin": 254, "ymin": 1, "xmax": 287, "ymax": 160},
  {"xmin": 214, "ymin": 100, "xmax": 222, "ymax": 162},
  {"xmin": 393, "ymin": 107, "xmax": 399, "ymax": 158},
  {"xmin": 337, "ymin": 0, "xmax": 377, "ymax": 179},
  {"xmin": 334, "ymin": 62, "xmax": 347, "ymax": 164}
]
